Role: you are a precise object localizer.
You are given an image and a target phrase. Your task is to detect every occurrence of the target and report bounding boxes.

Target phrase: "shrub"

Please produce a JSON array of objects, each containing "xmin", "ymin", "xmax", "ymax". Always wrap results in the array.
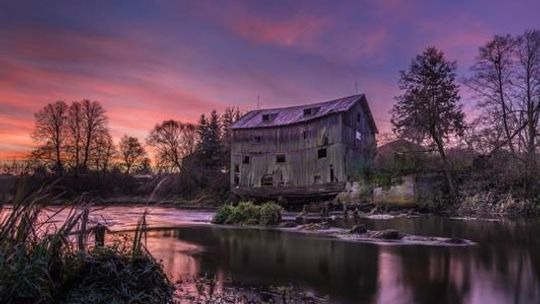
[
  {"xmin": 227, "ymin": 202, "xmax": 261, "ymax": 224},
  {"xmin": 212, "ymin": 205, "xmax": 234, "ymax": 224},
  {"xmin": 212, "ymin": 201, "xmax": 283, "ymax": 226},
  {"xmin": 259, "ymin": 202, "xmax": 282, "ymax": 225}
]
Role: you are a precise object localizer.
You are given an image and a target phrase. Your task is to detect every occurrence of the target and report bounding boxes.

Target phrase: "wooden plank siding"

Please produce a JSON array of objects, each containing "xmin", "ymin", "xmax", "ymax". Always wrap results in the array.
[{"xmin": 230, "ymin": 95, "xmax": 377, "ymax": 200}]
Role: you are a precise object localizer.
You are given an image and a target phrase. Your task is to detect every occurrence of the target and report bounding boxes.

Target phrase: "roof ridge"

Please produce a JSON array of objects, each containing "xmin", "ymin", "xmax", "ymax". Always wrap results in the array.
[
  {"xmin": 231, "ymin": 94, "xmax": 376, "ymax": 131},
  {"xmin": 245, "ymin": 94, "xmax": 364, "ymax": 113}
]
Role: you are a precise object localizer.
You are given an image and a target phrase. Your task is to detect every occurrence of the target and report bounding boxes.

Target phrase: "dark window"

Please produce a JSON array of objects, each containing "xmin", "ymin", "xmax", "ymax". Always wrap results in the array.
[
  {"xmin": 357, "ymin": 113, "xmax": 361, "ymax": 123},
  {"xmin": 242, "ymin": 156, "xmax": 250, "ymax": 164},
  {"xmin": 276, "ymin": 154, "xmax": 286, "ymax": 163},
  {"xmin": 313, "ymin": 175, "xmax": 321, "ymax": 184},
  {"xmin": 303, "ymin": 130, "xmax": 309, "ymax": 139},
  {"xmin": 234, "ymin": 175, "xmax": 239, "ymax": 186},
  {"xmin": 303, "ymin": 107, "xmax": 320, "ymax": 116},
  {"xmin": 234, "ymin": 164, "xmax": 240, "ymax": 173},
  {"xmin": 318, "ymin": 148, "xmax": 327, "ymax": 159},
  {"xmin": 330, "ymin": 168, "xmax": 335, "ymax": 182},
  {"xmin": 254, "ymin": 135, "xmax": 262, "ymax": 143}
]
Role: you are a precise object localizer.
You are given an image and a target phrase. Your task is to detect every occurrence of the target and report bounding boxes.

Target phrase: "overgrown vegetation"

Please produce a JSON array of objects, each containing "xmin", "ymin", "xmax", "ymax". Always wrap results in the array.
[
  {"xmin": 212, "ymin": 202, "xmax": 283, "ymax": 226},
  {"xmin": 176, "ymin": 275, "xmax": 328, "ymax": 304},
  {"xmin": 0, "ymin": 186, "xmax": 174, "ymax": 304},
  {"xmin": 375, "ymin": 29, "xmax": 540, "ymax": 214}
]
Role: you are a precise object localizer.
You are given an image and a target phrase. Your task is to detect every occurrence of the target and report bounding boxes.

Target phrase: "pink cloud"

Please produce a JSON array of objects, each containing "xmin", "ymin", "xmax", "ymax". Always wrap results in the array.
[
  {"xmin": 202, "ymin": 4, "xmax": 391, "ymax": 63},
  {"xmin": 227, "ymin": 11, "xmax": 329, "ymax": 48}
]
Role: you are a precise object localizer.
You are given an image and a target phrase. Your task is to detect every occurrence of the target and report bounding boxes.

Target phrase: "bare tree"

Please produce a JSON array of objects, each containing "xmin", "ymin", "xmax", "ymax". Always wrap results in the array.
[
  {"xmin": 81, "ymin": 100, "xmax": 108, "ymax": 170},
  {"xmin": 32, "ymin": 101, "xmax": 68, "ymax": 175},
  {"xmin": 147, "ymin": 120, "xmax": 197, "ymax": 172},
  {"xmin": 67, "ymin": 101, "xmax": 84, "ymax": 171},
  {"xmin": 391, "ymin": 47, "xmax": 465, "ymax": 196},
  {"xmin": 466, "ymin": 35, "xmax": 518, "ymax": 154},
  {"xmin": 220, "ymin": 107, "xmax": 242, "ymax": 144},
  {"xmin": 119, "ymin": 135, "xmax": 147, "ymax": 174},
  {"xmin": 91, "ymin": 130, "xmax": 116, "ymax": 172},
  {"xmin": 515, "ymin": 30, "xmax": 540, "ymax": 171},
  {"xmin": 220, "ymin": 107, "xmax": 242, "ymax": 173}
]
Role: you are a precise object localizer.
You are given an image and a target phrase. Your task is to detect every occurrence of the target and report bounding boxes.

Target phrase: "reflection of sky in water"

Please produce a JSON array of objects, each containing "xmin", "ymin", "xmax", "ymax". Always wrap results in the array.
[{"xmin": 3, "ymin": 206, "xmax": 540, "ymax": 304}]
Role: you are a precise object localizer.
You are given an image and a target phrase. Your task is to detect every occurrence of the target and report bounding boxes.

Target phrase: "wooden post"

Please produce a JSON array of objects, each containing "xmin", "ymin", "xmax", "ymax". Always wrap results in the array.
[
  {"xmin": 94, "ymin": 223, "xmax": 107, "ymax": 247},
  {"xmin": 323, "ymin": 202, "xmax": 330, "ymax": 218},
  {"xmin": 77, "ymin": 209, "xmax": 89, "ymax": 252}
]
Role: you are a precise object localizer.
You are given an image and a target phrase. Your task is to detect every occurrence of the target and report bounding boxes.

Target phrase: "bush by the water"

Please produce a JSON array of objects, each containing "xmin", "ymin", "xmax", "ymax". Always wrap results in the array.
[
  {"xmin": 212, "ymin": 201, "xmax": 283, "ymax": 225},
  {"xmin": 0, "ymin": 186, "xmax": 174, "ymax": 304}
]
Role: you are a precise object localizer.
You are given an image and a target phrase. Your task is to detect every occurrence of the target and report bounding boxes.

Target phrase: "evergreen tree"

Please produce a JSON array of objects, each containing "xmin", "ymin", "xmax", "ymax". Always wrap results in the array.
[
  {"xmin": 391, "ymin": 47, "xmax": 465, "ymax": 196},
  {"xmin": 195, "ymin": 112, "xmax": 221, "ymax": 168}
]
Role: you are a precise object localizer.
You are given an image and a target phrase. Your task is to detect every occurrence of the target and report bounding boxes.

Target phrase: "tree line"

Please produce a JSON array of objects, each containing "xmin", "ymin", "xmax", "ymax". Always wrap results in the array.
[
  {"xmin": 391, "ymin": 29, "xmax": 540, "ymax": 198},
  {"xmin": 29, "ymin": 99, "xmax": 241, "ymax": 177}
]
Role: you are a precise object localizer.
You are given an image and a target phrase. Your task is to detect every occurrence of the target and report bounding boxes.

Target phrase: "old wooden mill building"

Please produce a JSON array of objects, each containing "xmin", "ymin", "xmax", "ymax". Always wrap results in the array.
[{"xmin": 230, "ymin": 94, "xmax": 378, "ymax": 202}]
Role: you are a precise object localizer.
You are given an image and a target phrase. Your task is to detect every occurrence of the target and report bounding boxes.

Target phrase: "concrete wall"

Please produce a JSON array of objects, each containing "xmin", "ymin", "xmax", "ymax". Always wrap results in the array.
[{"xmin": 373, "ymin": 175, "xmax": 416, "ymax": 206}]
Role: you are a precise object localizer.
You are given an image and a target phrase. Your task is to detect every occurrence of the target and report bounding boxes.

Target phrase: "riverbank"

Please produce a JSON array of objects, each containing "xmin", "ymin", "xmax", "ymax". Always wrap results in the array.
[
  {"xmin": 175, "ymin": 276, "xmax": 328, "ymax": 303},
  {"xmin": 0, "ymin": 196, "xmax": 175, "ymax": 304}
]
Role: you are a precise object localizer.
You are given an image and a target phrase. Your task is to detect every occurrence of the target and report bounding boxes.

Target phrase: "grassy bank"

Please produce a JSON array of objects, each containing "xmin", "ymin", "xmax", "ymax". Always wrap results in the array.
[{"xmin": 0, "ymin": 186, "xmax": 174, "ymax": 304}]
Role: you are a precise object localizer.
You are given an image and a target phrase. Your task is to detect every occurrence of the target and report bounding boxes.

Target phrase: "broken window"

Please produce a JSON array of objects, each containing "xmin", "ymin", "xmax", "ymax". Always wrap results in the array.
[
  {"xmin": 276, "ymin": 154, "xmax": 286, "ymax": 163},
  {"xmin": 234, "ymin": 164, "xmax": 240, "ymax": 173},
  {"xmin": 318, "ymin": 148, "xmax": 327, "ymax": 159},
  {"xmin": 322, "ymin": 134, "xmax": 329, "ymax": 145},
  {"xmin": 355, "ymin": 131, "xmax": 362, "ymax": 141},
  {"xmin": 262, "ymin": 113, "xmax": 278, "ymax": 122},
  {"xmin": 242, "ymin": 156, "xmax": 250, "ymax": 164},
  {"xmin": 261, "ymin": 175, "xmax": 273, "ymax": 186}
]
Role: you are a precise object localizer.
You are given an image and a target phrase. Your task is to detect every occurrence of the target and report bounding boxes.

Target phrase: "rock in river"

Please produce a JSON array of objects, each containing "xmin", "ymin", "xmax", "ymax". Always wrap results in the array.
[
  {"xmin": 366, "ymin": 229, "xmax": 404, "ymax": 240},
  {"xmin": 350, "ymin": 224, "xmax": 368, "ymax": 234}
]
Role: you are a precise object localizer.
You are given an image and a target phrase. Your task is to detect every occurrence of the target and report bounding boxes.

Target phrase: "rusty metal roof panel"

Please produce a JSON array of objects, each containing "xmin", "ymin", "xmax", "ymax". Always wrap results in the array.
[{"xmin": 232, "ymin": 94, "xmax": 371, "ymax": 130}]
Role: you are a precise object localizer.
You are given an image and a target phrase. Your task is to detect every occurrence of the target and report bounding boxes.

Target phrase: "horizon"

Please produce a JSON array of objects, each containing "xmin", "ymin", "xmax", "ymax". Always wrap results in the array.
[{"xmin": 1, "ymin": 0, "xmax": 540, "ymax": 159}]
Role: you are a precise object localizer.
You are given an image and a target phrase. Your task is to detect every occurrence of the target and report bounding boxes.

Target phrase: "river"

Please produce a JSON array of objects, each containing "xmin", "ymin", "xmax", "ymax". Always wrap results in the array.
[{"xmin": 40, "ymin": 206, "xmax": 540, "ymax": 303}]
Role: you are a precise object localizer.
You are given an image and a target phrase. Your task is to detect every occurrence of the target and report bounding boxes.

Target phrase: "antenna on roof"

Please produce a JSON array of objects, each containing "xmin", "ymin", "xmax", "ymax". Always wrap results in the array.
[
  {"xmin": 355, "ymin": 80, "xmax": 359, "ymax": 94},
  {"xmin": 257, "ymin": 95, "xmax": 261, "ymax": 109}
]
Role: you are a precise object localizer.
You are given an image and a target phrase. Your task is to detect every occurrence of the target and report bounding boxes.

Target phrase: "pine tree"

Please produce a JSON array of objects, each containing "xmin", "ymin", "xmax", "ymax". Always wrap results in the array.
[
  {"xmin": 196, "ymin": 111, "xmax": 222, "ymax": 168},
  {"xmin": 391, "ymin": 47, "xmax": 465, "ymax": 196}
]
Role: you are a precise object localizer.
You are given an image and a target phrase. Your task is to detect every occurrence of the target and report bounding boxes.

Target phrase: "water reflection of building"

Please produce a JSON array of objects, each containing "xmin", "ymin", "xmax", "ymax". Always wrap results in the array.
[{"xmin": 170, "ymin": 226, "xmax": 380, "ymax": 303}]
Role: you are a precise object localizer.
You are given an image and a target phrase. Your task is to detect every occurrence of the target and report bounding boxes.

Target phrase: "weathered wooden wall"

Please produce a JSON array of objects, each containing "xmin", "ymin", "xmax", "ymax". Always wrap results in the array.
[
  {"xmin": 231, "ymin": 114, "xmax": 344, "ymax": 188},
  {"xmin": 230, "ymin": 99, "xmax": 376, "ymax": 199},
  {"xmin": 341, "ymin": 101, "xmax": 377, "ymax": 179}
]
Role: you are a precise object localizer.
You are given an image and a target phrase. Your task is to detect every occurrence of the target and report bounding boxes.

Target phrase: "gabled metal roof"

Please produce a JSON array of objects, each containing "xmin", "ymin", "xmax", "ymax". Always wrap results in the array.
[{"xmin": 231, "ymin": 94, "xmax": 378, "ymax": 133}]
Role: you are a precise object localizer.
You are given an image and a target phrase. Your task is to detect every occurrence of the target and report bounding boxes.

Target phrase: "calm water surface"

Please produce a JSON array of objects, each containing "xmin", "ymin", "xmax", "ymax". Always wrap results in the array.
[{"xmin": 44, "ymin": 206, "xmax": 540, "ymax": 303}]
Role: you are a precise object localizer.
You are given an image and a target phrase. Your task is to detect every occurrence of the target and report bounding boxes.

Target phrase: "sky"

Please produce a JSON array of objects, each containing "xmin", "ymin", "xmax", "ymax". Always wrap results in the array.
[{"xmin": 1, "ymin": 0, "xmax": 539, "ymax": 159}]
